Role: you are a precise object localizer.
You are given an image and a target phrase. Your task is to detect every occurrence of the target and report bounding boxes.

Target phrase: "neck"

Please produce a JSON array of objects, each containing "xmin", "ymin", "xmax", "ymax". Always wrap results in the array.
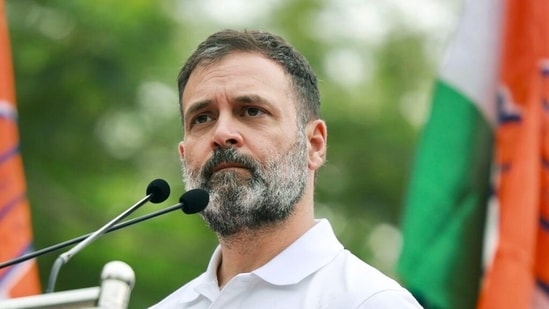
[{"xmin": 215, "ymin": 203, "xmax": 314, "ymax": 288}]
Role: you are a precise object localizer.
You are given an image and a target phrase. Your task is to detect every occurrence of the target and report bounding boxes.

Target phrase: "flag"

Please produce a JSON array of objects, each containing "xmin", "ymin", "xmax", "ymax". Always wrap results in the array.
[
  {"xmin": 477, "ymin": 0, "xmax": 549, "ymax": 307},
  {"xmin": 397, "ymin": 0, "xmax": 502, "ymax": 308},
  {"xmin": 0, "ymin": 0, "xmax": 41, "ymax": 299},
  {"xmin": 398, "ymin": 0, "xmax": 549, "ymax": 307}
]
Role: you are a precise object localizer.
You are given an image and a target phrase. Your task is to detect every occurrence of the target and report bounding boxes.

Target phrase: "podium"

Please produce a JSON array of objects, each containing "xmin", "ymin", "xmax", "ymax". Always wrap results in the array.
[{"xmin": 0, "ymin": 261, "xmax": 135, "ymax": 309}]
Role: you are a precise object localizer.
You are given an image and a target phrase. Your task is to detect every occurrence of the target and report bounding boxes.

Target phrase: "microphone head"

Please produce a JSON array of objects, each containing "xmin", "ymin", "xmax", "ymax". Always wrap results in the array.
[
  {"xmin": 146, "ymin": 179, "xmax": 170, "ymax": 203},
  {"xmin": 180, "ymin": 189, "xmax": 209, "ymax": 214}
]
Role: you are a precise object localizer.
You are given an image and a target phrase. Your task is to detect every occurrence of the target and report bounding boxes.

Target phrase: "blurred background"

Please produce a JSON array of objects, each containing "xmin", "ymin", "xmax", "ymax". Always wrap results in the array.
[{"xmin": 6, "ymin": 0, "xmax": 461, "ymax": 307}]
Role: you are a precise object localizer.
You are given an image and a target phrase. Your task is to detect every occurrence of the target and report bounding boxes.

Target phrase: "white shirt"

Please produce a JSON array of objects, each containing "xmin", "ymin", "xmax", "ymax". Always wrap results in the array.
[{"xmin": 150, "ymin": 219, "xmax": 422, "ymax": 308}]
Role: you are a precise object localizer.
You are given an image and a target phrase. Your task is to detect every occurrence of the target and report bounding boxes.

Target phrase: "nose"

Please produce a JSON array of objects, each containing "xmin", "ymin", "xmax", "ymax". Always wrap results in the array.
[{"xmin": 212, "ymin": 115, "xmax": 243, "ymax": 149}]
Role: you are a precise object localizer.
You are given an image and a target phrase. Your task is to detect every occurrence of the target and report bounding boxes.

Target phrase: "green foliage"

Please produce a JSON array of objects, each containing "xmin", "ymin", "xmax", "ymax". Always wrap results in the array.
[{"xmin": 6, "ymin": 0, "xmax": 456, "ymax": 306}]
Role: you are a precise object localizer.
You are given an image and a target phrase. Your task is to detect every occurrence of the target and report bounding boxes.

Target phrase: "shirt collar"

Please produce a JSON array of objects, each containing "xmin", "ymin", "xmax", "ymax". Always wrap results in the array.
[
  {"xmin": 252, "ymin": 218, "xmax": 343, "ymax": 285},
  {"xmin": 180, "ymin": 247, "xmax": 222, "ymax": 302},
  {"xmin": 179, "ymin": 218, "xmax": 343, "ymax": 303}
]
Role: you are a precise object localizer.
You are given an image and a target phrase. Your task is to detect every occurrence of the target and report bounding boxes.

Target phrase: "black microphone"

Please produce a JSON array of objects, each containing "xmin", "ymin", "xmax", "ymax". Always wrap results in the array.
[
  {"xmin": 181, "ymin": 188, "xmax": 210, "ymax": 214},
  {"xmin": 45, "ymin": 179, "xmax": 170, "ymax": 293},
  {"xmin": 0, "ymin": 188, "xmax": 209, "ymax": 270},
  {"xmin": 146, "ymin": 179, "xmax": 171, "ymax": 203}
]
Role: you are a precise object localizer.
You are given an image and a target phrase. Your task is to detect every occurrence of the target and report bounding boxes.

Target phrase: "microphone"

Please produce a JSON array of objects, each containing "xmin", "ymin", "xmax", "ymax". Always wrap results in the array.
[
  {"xmin": 0, "ymin": 188, "xmax": 209, "ymax": 269},
  {"xmin": 146, "ymin": 179, "xmax": 171, "ymax": 203},
  {"xmin": 0, "ymin": 189, "xmax": 209, "ymax": 269},
  {"xmin": 45, "ymin": 179, "xmax": 170, "ymax": 293},
  {"xmin": 181, "ymin": 188, "xmax": 210, "ymax": 214},
  {"xmin": 97, "ymin": 261, "xmax": 135, "ymax": 309}
]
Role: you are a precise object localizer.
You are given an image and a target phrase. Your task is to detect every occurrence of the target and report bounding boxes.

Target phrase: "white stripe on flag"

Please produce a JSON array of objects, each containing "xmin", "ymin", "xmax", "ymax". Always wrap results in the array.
[{"xmin": 439, "ymin": 0, "xmax": 503, "ymax": 127}]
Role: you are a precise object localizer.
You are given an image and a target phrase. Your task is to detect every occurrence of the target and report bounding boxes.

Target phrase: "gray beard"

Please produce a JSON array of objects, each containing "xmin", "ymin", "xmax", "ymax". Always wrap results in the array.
[{"xmin": 182, "ymin": 131, "xmax": 308, "ymax": 236}]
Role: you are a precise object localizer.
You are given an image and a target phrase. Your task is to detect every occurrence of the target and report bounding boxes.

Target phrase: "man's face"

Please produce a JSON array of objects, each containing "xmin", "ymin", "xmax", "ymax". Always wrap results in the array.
[{"xmin": 179, "ymin": 52, "xmax": 309, "ymax": 236}]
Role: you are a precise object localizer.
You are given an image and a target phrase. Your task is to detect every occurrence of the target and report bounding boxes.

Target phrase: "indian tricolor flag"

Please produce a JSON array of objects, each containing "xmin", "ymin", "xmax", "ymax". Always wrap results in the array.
[
  {"xmin": 398, "ymin": 0, "xmax": 549, "ymax": 308},
  {"xmin": 0, "ymin": 0, "xmax": 41, "ymax": 299}
]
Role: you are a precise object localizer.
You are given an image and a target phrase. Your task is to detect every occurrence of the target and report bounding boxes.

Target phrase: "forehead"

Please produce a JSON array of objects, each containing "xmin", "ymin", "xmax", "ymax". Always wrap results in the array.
[{"xmin": 181, "ymin": 52, "xmax": 295, "ymax": 111}]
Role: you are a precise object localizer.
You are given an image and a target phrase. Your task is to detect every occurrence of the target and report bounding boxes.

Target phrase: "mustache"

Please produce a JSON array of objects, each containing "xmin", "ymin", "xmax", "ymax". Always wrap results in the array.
[{"xmin": 200, "ymin": 148, "xmax": 261, "ymax": 181}]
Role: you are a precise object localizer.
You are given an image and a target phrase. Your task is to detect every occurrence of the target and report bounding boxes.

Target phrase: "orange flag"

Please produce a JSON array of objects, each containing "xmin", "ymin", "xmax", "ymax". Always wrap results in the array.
[
  {"xmin": 478, "ymin": 0, "xmax": 549, "ymax": 308},
  {"xmin": 0, "ymin": 0, "xmax": 41, "ymax": 298}
]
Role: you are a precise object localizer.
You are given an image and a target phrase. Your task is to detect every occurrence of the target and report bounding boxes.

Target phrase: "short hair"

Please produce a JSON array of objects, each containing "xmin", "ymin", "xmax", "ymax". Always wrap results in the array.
[{"xmin": 177, "ymin": 29, "xmax": 321, "ymax": 124}]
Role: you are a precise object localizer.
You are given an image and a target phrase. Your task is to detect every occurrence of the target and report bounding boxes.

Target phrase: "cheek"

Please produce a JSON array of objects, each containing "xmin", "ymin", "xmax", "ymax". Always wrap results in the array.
[
  {"xmin": 255, "ymin": 138, "xmax": 288, "ymax": 162},
  {"xmin": 181, "ymin": 141, "xmax": 210, "ymax": 171}
]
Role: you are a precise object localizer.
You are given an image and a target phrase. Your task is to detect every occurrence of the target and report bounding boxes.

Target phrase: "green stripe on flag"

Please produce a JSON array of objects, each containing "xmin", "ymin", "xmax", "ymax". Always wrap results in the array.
[{"xmin": 398, "ymin": 80, "xmax": 493, "ymax": 309}]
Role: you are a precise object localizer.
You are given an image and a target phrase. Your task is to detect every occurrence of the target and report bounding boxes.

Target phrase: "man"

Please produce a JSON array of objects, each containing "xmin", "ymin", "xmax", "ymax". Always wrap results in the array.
[{"xmin": 151, "ymin": 29, "xmax": 422, "ymax": 308}]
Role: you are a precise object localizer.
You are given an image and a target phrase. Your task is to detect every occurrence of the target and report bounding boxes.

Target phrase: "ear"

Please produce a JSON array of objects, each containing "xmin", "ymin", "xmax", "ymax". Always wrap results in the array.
[
  {"xmin": 178, "ymin": 141, "xmax": 185, "ymax": 161},
  {"xmin": 306, "ymin": 119, "xmax": 327, "ymax": 170}
]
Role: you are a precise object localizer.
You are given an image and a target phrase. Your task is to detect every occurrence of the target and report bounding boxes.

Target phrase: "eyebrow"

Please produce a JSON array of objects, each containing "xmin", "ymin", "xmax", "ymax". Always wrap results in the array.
[
  {"xmin": 185, "ymin": 94, "xmax": 272, "ymax": 117},
  {"xmin": 233, "ymin": 94, "xmax": 271, "ymax": 106},
  {"xmin": 185, "ymin": 100, "xmax": 212, "ymax": 119}
]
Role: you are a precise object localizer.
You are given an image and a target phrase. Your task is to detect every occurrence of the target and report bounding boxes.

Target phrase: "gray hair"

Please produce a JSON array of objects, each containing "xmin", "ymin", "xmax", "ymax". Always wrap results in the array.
[{"xmin": 177, "ymin": 29, "xmax": 321, "ymax": 125}]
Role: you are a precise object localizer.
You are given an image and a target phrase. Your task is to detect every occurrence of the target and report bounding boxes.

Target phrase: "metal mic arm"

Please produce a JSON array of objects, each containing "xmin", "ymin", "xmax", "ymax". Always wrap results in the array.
[
  {"xmin": 0, "ymin": 203, "xmax": 183, "ymax": 269},
  {"xmin": 0, "ymin": 187, "xmax": 207, "ymax": 270},
  {"xmin": 44, "ymin": 178, "xmax": 170, "ymax": 293},
  {"xmin": 45, "ymin": 194, "xmax": 151, "ymax": 293}
]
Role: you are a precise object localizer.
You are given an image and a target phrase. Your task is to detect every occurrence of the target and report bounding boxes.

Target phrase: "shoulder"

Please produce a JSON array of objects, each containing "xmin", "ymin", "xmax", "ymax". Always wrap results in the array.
[
  {"xmin": 306, "ymin": 250, "xmax": 422, "ymax": 308},
  {"xmin": 148, "ymin": 274, "xmax": 206, "ymax": 309},
  {"xmin": 320, "ymin": 250, "xmax": 401, "ymax": 290}
]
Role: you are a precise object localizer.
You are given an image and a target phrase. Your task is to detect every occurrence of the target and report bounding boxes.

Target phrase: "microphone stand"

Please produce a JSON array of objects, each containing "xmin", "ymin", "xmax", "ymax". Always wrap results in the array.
[
  {"xmin": 44, "ymin": 178, "xmax": 171, "ymax": 293},
  {"xmin": 0, "ymin": 203, "xmax": 184, "ymax": 269},
  {"xmin": 0, "ymin": 186, "xmax": 208, "ymax": 294},
  {"xmin": 0, "ymin": 188, "xmax": 208, "ymax": 271},
  {"xmin": 45, "ymin": 194, "xmax": 152, "ymax": 293}
]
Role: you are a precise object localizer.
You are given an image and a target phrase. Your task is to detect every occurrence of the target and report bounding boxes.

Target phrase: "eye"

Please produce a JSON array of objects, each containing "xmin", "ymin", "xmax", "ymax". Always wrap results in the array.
[
  {"xmin": 193, "ymin": 114, "xmax": 214, "ymax": 124},
  {"xmin": 242, "ymin": 106, "xmax": 264, "ymax": 117}
]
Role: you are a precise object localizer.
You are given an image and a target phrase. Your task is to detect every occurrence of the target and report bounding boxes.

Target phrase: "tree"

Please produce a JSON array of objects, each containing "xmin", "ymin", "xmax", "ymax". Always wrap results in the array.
[{"xmin": 6, "ymin": 0, "xmax": 457, "ymax": 306}]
